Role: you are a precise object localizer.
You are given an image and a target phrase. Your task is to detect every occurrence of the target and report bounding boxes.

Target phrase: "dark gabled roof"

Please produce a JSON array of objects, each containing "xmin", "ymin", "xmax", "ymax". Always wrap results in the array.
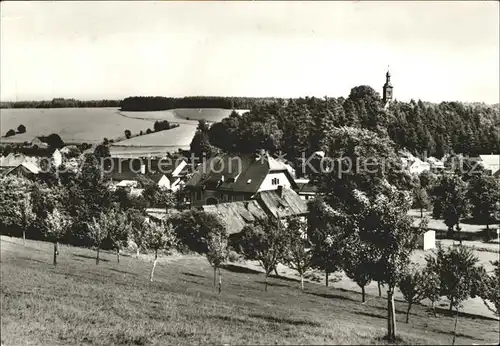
[
  {"xmin": 185, "ymin": 152, "xmax": 296, "ymax": 194},
  {"xmin": 202, "ymin": 200, "xmax": 268, "ymax": 235},
  {"xmin": 256, "ymin": 188, "xmax": 308, "ymax": 218},
  {"xmin": 298, "ymin": 183, "xmax": 318, "ymax": 194}
]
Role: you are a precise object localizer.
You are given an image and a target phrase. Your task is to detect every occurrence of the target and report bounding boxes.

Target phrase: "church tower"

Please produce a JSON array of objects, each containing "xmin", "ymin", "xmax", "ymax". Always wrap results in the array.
[{"xmin": 383, "ymin": 70, "xmax": 393, "ymax": 104}]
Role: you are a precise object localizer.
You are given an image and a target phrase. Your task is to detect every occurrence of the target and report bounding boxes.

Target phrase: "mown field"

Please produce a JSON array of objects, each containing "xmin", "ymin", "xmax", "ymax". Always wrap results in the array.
[
  {"xmin": 1, "ymin": 236, "xmax": 499, "ymax": 345},
  {"xmin": 111, "ymin": 125, "xmax": 197, "ymax": 148},
  {"xmin": 119, "ymin": 108, "xmax": 248, "ymax": 123},
  {"xmin": 0, "ymin": 108, "xmax": 154, "ymax": 144},
  {"xmin": 0, "ymin": 108, "xmax": 248, "ymax": 148}
]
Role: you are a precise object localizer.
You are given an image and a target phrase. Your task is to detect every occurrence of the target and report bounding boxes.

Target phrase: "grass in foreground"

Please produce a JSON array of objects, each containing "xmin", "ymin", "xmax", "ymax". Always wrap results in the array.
[{"xmin": 1, "ymin": 236, "xmax": 499, "ymax": 345}]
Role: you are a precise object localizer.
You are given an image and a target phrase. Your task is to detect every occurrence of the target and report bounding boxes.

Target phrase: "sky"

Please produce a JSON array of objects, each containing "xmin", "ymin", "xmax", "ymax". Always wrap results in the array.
[{"xmin": 1, "ymin": 1, "xmax": 499, "ymax": 103}]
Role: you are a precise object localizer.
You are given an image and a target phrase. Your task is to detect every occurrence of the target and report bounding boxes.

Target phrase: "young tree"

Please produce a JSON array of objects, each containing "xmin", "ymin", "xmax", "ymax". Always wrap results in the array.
[
  {"xmin": 413, "ymin": 187, "xmax": 431, "ymax": 218},
  {"xmin": 20, "ymin": 193, "xmax": 36, "ymax": 245},
  {"xmin": 419, "ymin": 170, "xmax": 436, "ymax": 192},
  {"xmin": 128, "ymin": 209, "xmax": 147, "ymax": 258},
  {"xmin": 430, "ymin": 243, "xmax": 482, "ymax": 345},
  {"xmin": 307, "ymin": 198, "xmax": 344, "ymax": 287},
  {"xmin": 124, "ymin": 129, "xmax": 132, "ymax": 139},
  {"xmin": 0, "ymin": 176, "xmax": 33, "ymax": 237},
  {"xmin": 360, "ymin": 188, "xmax": 426, "ymax": 341},
  {"xmin": 106, "ymin": 209, "xmax": 132, "ymax": 263},
  {"xmin": 398, "ymin": 264, "xmax": 426, "ymax": 323},
  {"xmin": 87, "ymin": 214, "xmax": 109, "ymax": 265},
  {"xmin": 422, "ymin": 258, "xmax": 442, "ymax": 317},
  {"xmin": 45, "ymin": 208, "xmax": 72, "ymax": 266},
  {"xmin": 205, "ymin": 228, "xmax": 229, "ymax": 293},
  {"xmin": 283, "ymin": 216, "xmax": 312, "ymax": 291},
  {"xmin": 431, "ymin": 175, "xmax": 470, "ymax": 243},
  {"xmin": 143, "ymin": 219, "xmax": 176, "ymax": 282},
  {"xmin": 342, "ymin": 235, "xmax": 375, "ymax": 303},
  {"xmin": 480, "ymin": 260, "xmax": 500, "ymax": 317},
  {"xmin": 467, "ymin": 175, "xmax": 500, "ymax": 237},
  {"xmin": 237, "ymin": 217, "xmax": 287, "ymax": 291}
]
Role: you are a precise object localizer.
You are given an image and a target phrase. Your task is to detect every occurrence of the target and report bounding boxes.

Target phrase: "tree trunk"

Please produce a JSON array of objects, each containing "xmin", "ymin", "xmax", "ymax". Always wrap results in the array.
[
  {"xmin": 218, "ymin": 267, "xmax": 222, "ymax": 294},
  {"xmin": 361, "ymin": 285, "xmax": 366, "ymax": 303},
  {"xmin": 485, "ymin": 223, "xmax": 491, "ymax": 241},
  {"xmin": 452, "ymin": 306, "xmax": 459, "ymax": 345},
  {"xmin": 387, "ymin": 290, "xmax": 392, "ymax": 340},
  {"xmin": 449, "ymin": 298, "xmax": 454, "ymax": 312},
  {"xmin": 213, "ymin": 266, "xmax": 217, "ymax": 287},
  {"xmin": 406, "ymin": 302, "xmax": 412, "ymax": 323},
  {"xmin": 387, "ymin": 289, "xmax": 396, "ymax": 341},
  {"xmin": 56, "ymin": 242, "xmax": 59, "ymax": 255},
  {"xmin": 116, "ymin": 248, "xmax": 120, "ymax": 263},
  {"xmin": 265, "ymin": 273, "xmax": 268, "ymax": 292},
  {"xmin": 420, "ymin": 207, "xmax": 423, "ymax": 218},
  {"xmin": 391, "ymin": 291, "xmax": 397, "ymax": 339},
  {"xmin": 136, "ymin": 247, "xmax": 140, "ymax": 258},
  {"xmin": 23, "ymin": 230, "xmax": 26, "ymax": 246},
  {"xmin": 274, "ymin": 267, "xmax": 279, "ymax": 277},
  {"xmin": 458, "ymin": 227, "xmax": 462, "ymax": 245},
  {"xmin": 96, "ymin": 246, "xmax": 100, "ymax": 265},
  {"xmin": 325, "ymin": 271, "xmax": 329, "ymax": 287},
  {"xmin": 378, "ymin": 281, "xmax": 382, "ymax": 297},
  {"xmin": 432, "ymin": 301, "xmax": 437, "ymax": 317},
  {"xmin": 150, "ymin": 250, "xmax": 158, "ymax": 282},
  {"xmin": 300, "ymin": 274, "xmax": 304, "ymax": 291},
  {"xmin": 53, "ymin": 241, "xmax": 57, "ymax": 266}
]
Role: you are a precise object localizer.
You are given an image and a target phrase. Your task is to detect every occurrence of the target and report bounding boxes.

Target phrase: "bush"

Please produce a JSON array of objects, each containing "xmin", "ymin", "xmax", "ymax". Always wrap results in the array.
[
  {"xmin": 125, "ymin": 129, "xmax": 132, "ymax": 139},
  {"xmin": 17, "ymin": 124, "xmax": 26, "ymax": 133},
  {"xmin": 5, "ymin": 129, "xmax": 15, "ymax": 137},
  {"xmin": 154, "ymin": 120, "xmax": 172, "ymax": 132},
  {"xmin": 40, "ymin": 133, "xmax": 64, "ymax": 149},
  {"xmin": 146, "ymin": 128, "xmax": 152, "ymax": 134},
  {"xmin": 227, "ymin": 250, "xmax": 242, "ymax": 263}
]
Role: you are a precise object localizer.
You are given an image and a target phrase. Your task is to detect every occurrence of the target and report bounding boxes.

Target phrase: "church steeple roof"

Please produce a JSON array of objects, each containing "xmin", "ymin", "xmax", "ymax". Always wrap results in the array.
[
  {"xmin": 383, "ymin": 68, "xmax": 393, "ymax": 104},
  {"xmin": 385, "ymin": 69, "xmax": 392, "ymax": 87}
]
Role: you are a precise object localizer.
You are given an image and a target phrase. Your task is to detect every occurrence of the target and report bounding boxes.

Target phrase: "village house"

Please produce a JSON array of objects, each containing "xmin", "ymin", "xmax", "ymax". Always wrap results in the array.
[
  {"xmin": 478, "ymin": 154, "xmax": 500, "ymax": 177},
  {"xmin": 0, "ymin": 153, "xmax": 40, "ymax": 177},
  {"xmin": 183, "ymin": 152, "xmax": 309, "ymax": 234},
  {"xmin": 294, "ymin": 178, "xmax": 318, "ymax": 201},
  {"xmin": 200, "ymin": 186, "xmax": 308, "ymax": 235},
  {"xmin": 105, "ymin": 154, "xmax": 190, "ymax": 192},
  {"xmin": 184, "ymin": 151, "xmax": 299, "ymax": 207}
]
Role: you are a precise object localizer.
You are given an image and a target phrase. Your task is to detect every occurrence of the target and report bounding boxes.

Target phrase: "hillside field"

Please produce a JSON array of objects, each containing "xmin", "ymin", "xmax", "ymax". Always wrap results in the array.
[
  {"xmin": 0, "ymin": 108, "xmax": 248, "ymax": 149},
  {"xmin": 1, "ymin": 236, "xmax": 499, "ymax": 345},
  {"xmin": 119, "ymin": 108, "xmax": 248, "ymax": 123},
  {"xmin": 0, "ymin": 108, "xmax": 154, "ymax": 145}
]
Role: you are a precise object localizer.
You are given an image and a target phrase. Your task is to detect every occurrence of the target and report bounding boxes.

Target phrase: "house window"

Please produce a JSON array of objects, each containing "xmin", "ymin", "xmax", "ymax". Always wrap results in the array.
[
  {"xmin": 271, "ymin": 177, "xmax": 280, "ymax": 185},
  {"xmin": 223, "ymin": 194, "xmax": 228, "ymax": 202},
  {"xmin": 195, "ymin": 191, "xmax": 202, "ymax": 200}
]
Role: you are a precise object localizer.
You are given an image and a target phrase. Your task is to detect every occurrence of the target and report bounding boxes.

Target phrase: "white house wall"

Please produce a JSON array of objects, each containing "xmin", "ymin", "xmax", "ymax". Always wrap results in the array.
[{"xmin": 257, "ymin": 172, "xmax": 292, "ymax": 192}]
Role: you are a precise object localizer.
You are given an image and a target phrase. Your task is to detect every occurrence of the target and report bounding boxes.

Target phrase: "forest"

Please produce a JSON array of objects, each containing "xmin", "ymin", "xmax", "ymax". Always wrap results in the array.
[{"xmin": 188, "ymin": 86, "xmax": 500, "ymax": 160}]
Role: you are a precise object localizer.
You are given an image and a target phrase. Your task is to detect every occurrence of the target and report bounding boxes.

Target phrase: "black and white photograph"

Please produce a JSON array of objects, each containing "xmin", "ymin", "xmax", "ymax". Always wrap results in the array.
[{"xmin": 0, "ymin": 1, "xmax": 499, "ymax": 345}]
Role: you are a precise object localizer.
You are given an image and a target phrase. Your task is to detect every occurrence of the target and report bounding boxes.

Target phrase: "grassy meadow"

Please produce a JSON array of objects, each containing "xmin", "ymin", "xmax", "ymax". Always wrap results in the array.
[
  {"xmin": 0, "ymin": 108, "xmax": 154, "ymax": 144},
  {"xmin": 1, "ymin": 235, "xmax": 499, "ymax": 345},
  {"xmin": 1, "ymin": 108, "xmax": 248, "ymax": 156}
]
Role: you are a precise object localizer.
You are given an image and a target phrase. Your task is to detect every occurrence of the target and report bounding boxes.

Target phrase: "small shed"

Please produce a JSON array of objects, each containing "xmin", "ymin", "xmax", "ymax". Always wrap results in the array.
[{"xmin": 418, "ymin": 230, "xmax": 435, "ymax": 250}]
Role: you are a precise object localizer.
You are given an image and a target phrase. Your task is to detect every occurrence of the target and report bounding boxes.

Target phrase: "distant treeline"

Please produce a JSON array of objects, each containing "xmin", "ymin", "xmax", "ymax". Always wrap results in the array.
[
  {"xmin": 0, "ymin": 98, "xmax": 121, "ymax": 109},
  {"xmin": 120, "ymin": 96, "xmax": 279, "ymax": 111},
  {"xmin": 189, "ymin": 87, "xmax": 500, "ymax": 160}
]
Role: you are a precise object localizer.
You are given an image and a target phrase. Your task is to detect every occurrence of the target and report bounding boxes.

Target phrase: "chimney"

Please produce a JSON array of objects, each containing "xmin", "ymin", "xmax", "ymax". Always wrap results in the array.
[{"xmin": 277, "ymin": 185, "xmax": 284, "ymax": 198}]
